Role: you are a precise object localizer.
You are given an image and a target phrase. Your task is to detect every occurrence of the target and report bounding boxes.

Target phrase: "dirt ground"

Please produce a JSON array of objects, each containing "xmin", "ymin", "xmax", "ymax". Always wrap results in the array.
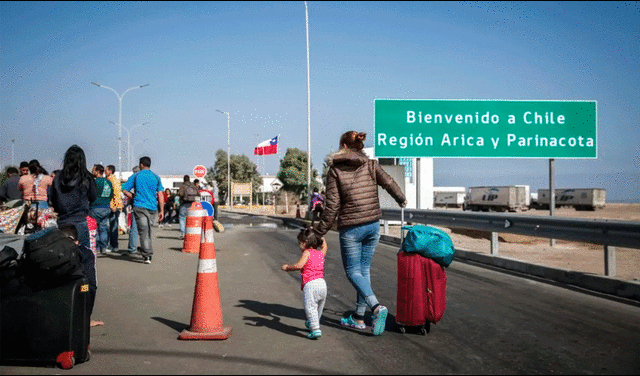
[{"xmin": 230, "ymin": 203, "xmax": 640, "ymax": 283}]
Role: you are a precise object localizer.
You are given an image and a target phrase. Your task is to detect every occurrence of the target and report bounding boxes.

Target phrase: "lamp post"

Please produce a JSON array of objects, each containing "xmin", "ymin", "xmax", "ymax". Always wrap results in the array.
[
  {"xmin": 11, "ymin": 139, "xmax": 15, "ymax": 167},
  {"xmin": 131, "ymin": 138, "xmax": 150, "ymax": 166},
  {"xmin": 215, "ymin": 109, "xmax": 231, "ymax": 209},
  {"xmin": 92, "ymin": 82, "xmax": 149, "ymax": 179},
  {"xmin": 109, "ymin": 121, "xmax": 148, "ymax": 169},
  {"xmin": 304, "ymin": 1, "xmax": 312, "ymax": 207}
]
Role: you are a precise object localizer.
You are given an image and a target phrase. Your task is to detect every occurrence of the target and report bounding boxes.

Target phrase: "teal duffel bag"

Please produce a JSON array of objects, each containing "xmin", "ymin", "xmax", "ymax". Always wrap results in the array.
[{"xmin": 401, "ymin": 225, "xmax": 456, "ymax": 267}]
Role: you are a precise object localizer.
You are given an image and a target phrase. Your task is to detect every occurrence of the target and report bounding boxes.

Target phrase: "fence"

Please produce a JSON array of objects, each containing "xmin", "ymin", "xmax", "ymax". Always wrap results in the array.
[{"xmin": 381, "ymin": 208, "xmax": 640, "ymax": 278}]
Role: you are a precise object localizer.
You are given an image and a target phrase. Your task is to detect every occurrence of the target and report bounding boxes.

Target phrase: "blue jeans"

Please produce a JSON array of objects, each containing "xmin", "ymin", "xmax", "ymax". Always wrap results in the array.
[
  {"xmin": 179, "ymin": 203, "xmax": 191, "ymax": 235},
  {"xmin": 133, "ymin": 206, "xmax": 156, "ymax": 258},
  {"xmin": 89, "ymin": 207, "xmax": 111, "ymax": 252},
  {"xmin": 339, "ymin": 221, "xmax": 381, "ymax": 317},
  {"xmin": 74, "ymin": 221, "xmax": 90, "ymax": 250},
  {"xmin": 127, "ymin": 209, "xmax": 139, "ymax": 252},
  {"xmin": 108, "ymin": 209, "xmax": 120, "ymax": 249}
]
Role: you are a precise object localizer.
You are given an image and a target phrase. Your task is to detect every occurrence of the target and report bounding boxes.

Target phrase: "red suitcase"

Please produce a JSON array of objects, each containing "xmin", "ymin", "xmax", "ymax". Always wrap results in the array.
[{"xmin": 395, "ymin": 209, "xmax": 447, "ymax": 334}]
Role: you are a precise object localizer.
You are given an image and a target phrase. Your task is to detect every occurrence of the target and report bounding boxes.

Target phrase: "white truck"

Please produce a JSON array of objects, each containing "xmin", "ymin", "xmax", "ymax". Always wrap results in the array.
[
  {"xmin": 433, "ymin": 187, "xmax": 466, "ymax": 208},
  {"xmin": 537, "ymin": 188, "xmax": 606, "ymax": 210},
  {"xmin": 463, "ymin": 186, "xmax": 529, "ymax": 212},
  {"xmin": 434, "ymin": 191, "xmax": 466, "ymax": 208}
]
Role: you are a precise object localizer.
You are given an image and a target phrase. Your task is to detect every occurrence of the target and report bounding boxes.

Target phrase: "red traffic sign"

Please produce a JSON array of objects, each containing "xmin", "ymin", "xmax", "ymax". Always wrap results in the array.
[{"xmin": 193, "ymin": 165, "xmax": 207, "ymax": 178}]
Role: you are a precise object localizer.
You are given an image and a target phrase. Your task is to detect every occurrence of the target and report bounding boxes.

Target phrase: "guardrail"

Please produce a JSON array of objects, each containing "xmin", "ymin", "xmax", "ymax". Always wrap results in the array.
[{"xmin": 381, "ymin": 208, "xmax": 640, "ymax": 277}]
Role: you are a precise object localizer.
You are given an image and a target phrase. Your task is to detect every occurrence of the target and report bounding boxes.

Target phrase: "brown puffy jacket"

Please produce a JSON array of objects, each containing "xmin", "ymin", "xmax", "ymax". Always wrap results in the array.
[{"xmin": 315, "ymin": 150, "xmax": 406, "ymax": 235}]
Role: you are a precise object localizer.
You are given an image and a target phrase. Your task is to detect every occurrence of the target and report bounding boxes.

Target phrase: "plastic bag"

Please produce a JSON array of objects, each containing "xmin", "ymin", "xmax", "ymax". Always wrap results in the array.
[{"xmin": 400, "ymin": 225, "xmax": 455, "ymax": 268}]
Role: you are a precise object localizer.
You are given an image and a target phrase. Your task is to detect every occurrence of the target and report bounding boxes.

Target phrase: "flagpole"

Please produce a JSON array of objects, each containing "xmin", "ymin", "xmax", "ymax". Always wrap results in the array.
[{"xmin": 304, "ymin": 1, "xmax": 311, "ymax": 209}]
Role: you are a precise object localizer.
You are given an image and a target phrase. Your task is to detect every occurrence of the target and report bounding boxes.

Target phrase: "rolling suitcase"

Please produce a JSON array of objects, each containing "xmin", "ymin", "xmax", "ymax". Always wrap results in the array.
[
  {"xmin": 1, "ymin": 277, "xmax": 91, "ymax": 369},
  {"xmin": 396, "ymin": 208, "xmax": 447, "ymax": 334}
]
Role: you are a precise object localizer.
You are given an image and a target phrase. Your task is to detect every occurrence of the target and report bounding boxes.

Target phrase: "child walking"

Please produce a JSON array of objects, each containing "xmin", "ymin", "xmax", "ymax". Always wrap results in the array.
[{"xmin": 282, "ymin": 228, "xmax": 328, "ymax": 339}]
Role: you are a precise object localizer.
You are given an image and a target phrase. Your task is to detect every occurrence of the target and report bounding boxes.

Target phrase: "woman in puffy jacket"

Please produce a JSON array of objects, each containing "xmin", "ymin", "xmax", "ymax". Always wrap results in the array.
[{"xmin": 314, "ymin": 131, "xmax": 406, "ymax": 336}]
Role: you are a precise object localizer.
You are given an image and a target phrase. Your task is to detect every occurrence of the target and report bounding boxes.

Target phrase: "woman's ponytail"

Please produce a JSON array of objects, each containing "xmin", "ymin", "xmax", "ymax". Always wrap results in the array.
[{"xmin": 340, "ymin": 131, "xmax": 366, "ymax": 151}]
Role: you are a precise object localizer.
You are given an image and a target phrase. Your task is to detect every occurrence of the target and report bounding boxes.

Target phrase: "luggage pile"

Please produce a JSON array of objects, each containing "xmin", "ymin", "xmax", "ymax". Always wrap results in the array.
[
  {"xmin": 0, "ymin": 227, "xmax": 91, "ymax": 369},
  {"xmin": 396, "ymin": 208, "xmax": 455, "ymax": 335}
]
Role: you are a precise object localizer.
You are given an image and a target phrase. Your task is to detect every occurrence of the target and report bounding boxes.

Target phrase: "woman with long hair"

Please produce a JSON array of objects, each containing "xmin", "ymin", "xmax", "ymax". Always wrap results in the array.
[
  {"xmin": 48, "ymin": 145, "xmax": 97, "ymax": 249},
  {"xmin": 314, "ymin": 131, "xmax": 407, "ymax": 336},
  {"xmin": 18, "ymin": 159, "xmax": 53, "ymax": 209}
]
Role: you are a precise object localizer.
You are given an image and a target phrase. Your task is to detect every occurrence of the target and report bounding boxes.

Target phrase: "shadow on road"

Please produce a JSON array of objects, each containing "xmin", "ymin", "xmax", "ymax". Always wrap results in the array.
[
  {"xmin": 235, "ymin": 300, "xmax": 308, "ymax": 338},
  {"xmin": 151, "ymin": 316, "xmax": 189, "ymax": 332},
  {"xmin": 102, "ymin": 253, "xmax": 145, "ymax": 263}
]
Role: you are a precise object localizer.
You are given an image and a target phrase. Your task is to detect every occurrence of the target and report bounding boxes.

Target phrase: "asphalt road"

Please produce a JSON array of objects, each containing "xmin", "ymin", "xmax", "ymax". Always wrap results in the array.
[{"xmin": 2, "ymin": 211, "xmax": 640, "ymax": 374}]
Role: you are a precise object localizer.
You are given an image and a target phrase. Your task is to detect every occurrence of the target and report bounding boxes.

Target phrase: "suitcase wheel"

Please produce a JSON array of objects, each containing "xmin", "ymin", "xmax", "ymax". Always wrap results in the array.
[
  {"xmin": 420, "ymin": 327, "xmax": 428, "ymax": 335},
  {"xmin": 398, "ymin": 326, "xmax": 406, "ymax": 334},
  {"xmin": 56, "ymin": 351, "xmax": 75, "ymax": 369}
]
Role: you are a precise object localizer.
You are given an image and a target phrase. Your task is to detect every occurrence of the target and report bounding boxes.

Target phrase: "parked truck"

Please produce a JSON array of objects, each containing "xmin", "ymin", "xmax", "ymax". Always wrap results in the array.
[
  {"xmin": 463, "ymin": 186, "xmax": 529, "ymax": 212},
  {"xmin": 537, "ymin": 188, "xmax": 606, "ymax": 210},
  {"xmin": 434, "ymin": 191, "xmax": 466, "ymax": 208}
]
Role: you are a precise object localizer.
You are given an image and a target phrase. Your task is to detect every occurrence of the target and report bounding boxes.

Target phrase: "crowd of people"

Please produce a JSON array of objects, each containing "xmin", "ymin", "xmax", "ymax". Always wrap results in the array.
[
  {"xmin": 0, "ymin": 145, "xmax": 168, "ymax": 327},
  {"xmin": 2, "ymin": 130, "xmax": 407, "ymax": 340}
]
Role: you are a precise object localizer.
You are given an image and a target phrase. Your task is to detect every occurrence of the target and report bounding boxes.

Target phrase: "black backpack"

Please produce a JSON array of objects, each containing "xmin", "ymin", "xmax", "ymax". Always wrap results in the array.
[{"xmin": 22, "ymin": 227, "xmax": 84, "ymax": 290}]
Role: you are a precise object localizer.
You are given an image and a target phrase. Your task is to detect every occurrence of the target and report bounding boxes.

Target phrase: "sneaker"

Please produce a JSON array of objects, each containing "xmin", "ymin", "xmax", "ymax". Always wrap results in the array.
[
  {"xmin": 143, "ymin": 257, "xmax": 151, "ymax": 264},
  {"xmin": 307, "ymin": 330, "xmax": 322, "ymax": 340},
  {"xmin": 341, "ymin": 315, "xmax": 366, "ymax": 330},
  {"xmin": 371, "ymin": 306, "xmax": 388, "ymax": 336}
]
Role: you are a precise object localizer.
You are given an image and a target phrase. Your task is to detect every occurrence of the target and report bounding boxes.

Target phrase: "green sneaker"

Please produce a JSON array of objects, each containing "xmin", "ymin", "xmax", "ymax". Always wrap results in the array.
[
  {"xmin": 371, "ymin": 306, "xmax": 388, "ymax": 336},
  {"xmin": 307, "ymin": 330, "xmax": 322, "ymax": 339},
  {"xmin": 341, "ymin": 315, "xmax": 366, "ymax": 330}
]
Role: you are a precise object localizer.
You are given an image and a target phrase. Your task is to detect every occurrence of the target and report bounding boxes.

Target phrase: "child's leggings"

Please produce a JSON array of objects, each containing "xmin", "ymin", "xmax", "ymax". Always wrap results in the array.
[{"xmin": 303, "ymin": 278, "xmax": 327, "ymax": 331}]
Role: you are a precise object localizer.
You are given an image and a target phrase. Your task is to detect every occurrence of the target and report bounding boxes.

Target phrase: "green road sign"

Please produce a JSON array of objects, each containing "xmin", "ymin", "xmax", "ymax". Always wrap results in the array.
[{"xmin": 374, "ymin": 99, "xmax": 597, "ymax": 158}]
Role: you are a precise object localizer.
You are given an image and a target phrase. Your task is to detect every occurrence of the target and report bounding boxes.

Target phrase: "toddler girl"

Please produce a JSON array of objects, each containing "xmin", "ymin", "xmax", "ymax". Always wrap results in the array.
[{"xmin": 282, "ymin": 228, "xmax": 328, "ymax": 339}]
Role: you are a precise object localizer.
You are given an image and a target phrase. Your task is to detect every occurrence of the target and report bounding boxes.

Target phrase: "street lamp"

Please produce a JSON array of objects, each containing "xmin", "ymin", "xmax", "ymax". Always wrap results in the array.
[
  {"xmin": 109, "ymin": 121, "xmax": 148, "ymax": 169},
  {"xmin": 92, "ymin": 81, "xmax": 149, "ymax": 180},
  {"xmin": 11, "ymin": 139, "xmax": 15, "ymax": 167},
  {"xmin": 215, "ymin": 109, "xmax": 231, "ymax": 208},
  {"xmin": 131, "ymin": 138, "xmax": 150, "ymax": 166}
]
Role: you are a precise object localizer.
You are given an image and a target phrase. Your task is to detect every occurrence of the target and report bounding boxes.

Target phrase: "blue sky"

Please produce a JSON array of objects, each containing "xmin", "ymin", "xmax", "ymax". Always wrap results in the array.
[{"xmin": 1, "ymin": 1, "xmax": 639, "ymax": 202}]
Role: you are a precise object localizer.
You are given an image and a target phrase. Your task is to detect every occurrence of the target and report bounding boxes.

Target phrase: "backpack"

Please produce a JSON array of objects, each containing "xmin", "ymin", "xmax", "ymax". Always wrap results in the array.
[
  {"xmin": 311, "ymin": 194, "xmax": 323, "ymax": 209},
  {"xmin": 21, "ymin": 227, "xmax": 84, "ymax": 290},
  {"xmin": 182, "ymin": 183, "xmax": 199, "ymax": 202}
]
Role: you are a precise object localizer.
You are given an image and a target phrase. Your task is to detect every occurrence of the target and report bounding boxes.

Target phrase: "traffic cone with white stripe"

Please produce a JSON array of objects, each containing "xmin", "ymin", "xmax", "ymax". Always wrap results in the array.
[
  {"xmin": 182, "ymin": 201, "xmax": 206, "ymax": 253},
  {"xmin": 179, "ymin": 216, "xmax": 232, "ymax": 340}
]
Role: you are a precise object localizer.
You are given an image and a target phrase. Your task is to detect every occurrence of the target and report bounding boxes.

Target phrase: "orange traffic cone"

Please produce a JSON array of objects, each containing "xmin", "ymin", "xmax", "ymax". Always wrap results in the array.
[
  {"xmin": 178, "ymin": 216, "xmax": 232, "ymax": 340},
  {"xmin": 182, "ymin": 201, "xmax": 207, "ymax": 253}
]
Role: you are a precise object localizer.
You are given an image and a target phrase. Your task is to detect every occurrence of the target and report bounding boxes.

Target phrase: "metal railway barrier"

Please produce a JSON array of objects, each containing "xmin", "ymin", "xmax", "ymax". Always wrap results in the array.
[{"xmin": 380, "ymin": 208, "xmax": 640, "ymax": 302}]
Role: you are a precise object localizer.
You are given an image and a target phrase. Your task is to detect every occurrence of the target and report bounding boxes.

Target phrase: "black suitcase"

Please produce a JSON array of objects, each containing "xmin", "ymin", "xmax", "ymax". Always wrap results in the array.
[{"xmin": 0, "ymin": 277, "xmax": 91, "ymax": 369}]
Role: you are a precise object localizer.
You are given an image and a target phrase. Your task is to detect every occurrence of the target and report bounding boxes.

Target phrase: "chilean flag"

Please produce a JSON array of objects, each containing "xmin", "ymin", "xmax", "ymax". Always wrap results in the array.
[{"xmin": 254, "ymin": 136, "xmax": 278, "ymax": 156}]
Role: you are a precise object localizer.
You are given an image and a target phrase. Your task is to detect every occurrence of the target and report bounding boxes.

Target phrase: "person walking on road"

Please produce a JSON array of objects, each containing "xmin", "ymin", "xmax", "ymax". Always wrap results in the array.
[
  {"xmin": 122, "ymin": 157, "xmax": 164, "ymax": 264},
  {"xmin": 124, "ymin": 165, "xmax": 141, "ymax": 255},
  {"xmin": 177, "ymin": 175, "xmax": 199, "ymax": 240},
  {"xmin": 48, "ymin": 145, "xmax": 97, "ymax": 250},
  {"xmin": 90, "ymin": 164, "xmax": 113, "ymax": 254},
  {"xmin": 314, "ymin": 131, "xmax": 407, "ymax": 336},
  {"xmin": 282, "ymin": 228, "xmax": 328, "ymax": 340},
  {"xmin": 105, "ymin": 165, "xmax": 123, "ymax": 252}
]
